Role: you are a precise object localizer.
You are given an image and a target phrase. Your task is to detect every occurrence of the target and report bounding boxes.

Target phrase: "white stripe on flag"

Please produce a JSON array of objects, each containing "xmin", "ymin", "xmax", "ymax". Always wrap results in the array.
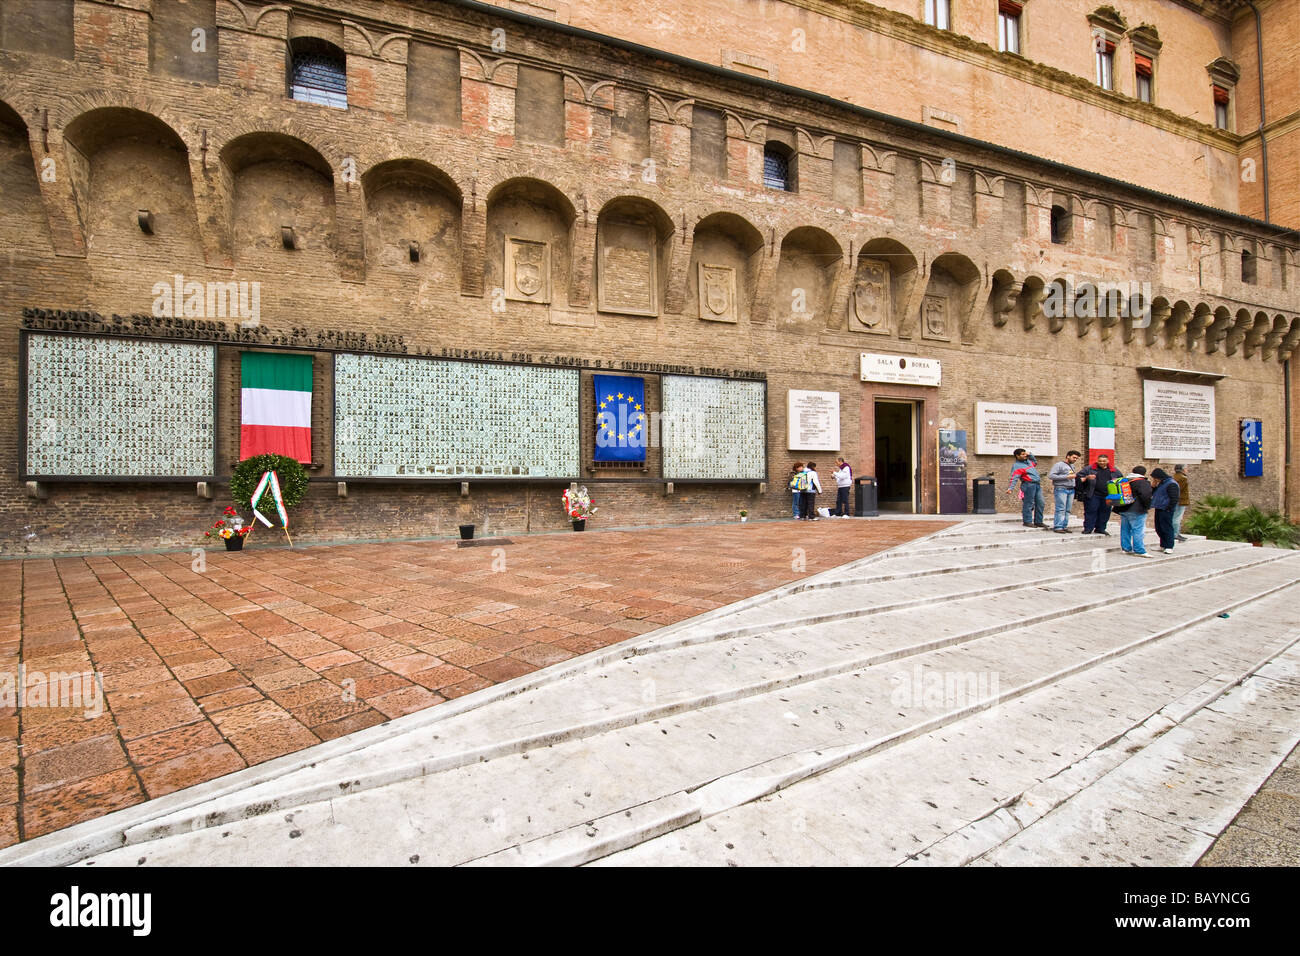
[
  {"xmin": 1088, "ymin": 426, "xmax": 1115, "ymax": 450},
  {"xmin": 241, "ymin": 387, "xmax": 312, "ymax": 429}
]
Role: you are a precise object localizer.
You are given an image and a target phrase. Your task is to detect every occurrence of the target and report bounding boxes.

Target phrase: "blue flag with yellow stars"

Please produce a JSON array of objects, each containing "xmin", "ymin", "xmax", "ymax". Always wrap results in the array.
[
  {"xmin": 594, "ymin": 375, "xmax": 647, "ymax": 462},
  {"xmin": 1241, "ymin": 418, "xmax": 1263, "ymax": 477}
]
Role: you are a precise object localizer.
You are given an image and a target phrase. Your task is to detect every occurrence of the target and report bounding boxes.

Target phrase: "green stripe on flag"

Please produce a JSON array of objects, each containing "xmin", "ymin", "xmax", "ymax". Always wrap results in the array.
[
  {"xmin": 240, "ymin": 352, "xmax": 313, "ymax": 392},
  {"xmin": 1088, "ymin": 408, "xmax": 1115, "ymax": 429}
]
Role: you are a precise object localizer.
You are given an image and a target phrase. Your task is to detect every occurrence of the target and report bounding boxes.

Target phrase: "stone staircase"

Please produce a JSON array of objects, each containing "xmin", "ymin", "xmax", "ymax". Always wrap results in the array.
[{"xmin": 6, "ymin": 517, "xmax": 1299, "ymax": 867}]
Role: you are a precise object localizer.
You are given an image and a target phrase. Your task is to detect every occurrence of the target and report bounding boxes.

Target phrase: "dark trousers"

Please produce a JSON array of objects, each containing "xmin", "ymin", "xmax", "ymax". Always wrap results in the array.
[
  {"xmin": 835, "ymin": 486, "xmax": 851, "ymax": 516},
  {"xmin": 1083, "ymin": 495, "xmax": 1112, "ymax": 532},
  {"xmin": 800, "ymin": 491, "xmax": 817, "ymax": 519},
  {"xmin": 1154, "ymin": 509, "xmax": 1175, "ymax": 549}
]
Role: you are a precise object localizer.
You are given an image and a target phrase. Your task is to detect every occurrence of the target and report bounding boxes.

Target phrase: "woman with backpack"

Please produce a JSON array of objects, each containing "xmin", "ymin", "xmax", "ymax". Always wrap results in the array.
[
  {"xmin": 800, "ymin": 461, "xmax": 823, "ymax": 520},
  {"xmin": 789, "ymin": 462, "xmax": 805, "ymax": 519}
]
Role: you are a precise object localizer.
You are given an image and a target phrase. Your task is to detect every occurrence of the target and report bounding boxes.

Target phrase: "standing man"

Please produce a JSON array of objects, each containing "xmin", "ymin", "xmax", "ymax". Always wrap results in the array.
[
  {"xmin": 1150, "ymin": 468, "xmax": 1179, "ymax": 553},
  {"xmin": 1048, "ymin": 450, "xmax": 1082, "ymax": 533},
  {"xmin": 1005, "ymin": 448, "xmax": 1046, "ymax": 528},
  {"xmin": 1077, "ymin": 453, "xmax": 1120, "ymax": 535},
  {"xmin": 1114, "ymin": 465, "xmax": 1154, "ymax": 557},
  {"xmin": 832, "ymin": 458, "xmax": 853, "ymax": 517},
  {"xmin": 1172, "ymin": 464, "xmax": 1190, "ymax": 542},
  {"xmin": 801, "ymin": 461, "xmax": 823, "ymax": 521}
]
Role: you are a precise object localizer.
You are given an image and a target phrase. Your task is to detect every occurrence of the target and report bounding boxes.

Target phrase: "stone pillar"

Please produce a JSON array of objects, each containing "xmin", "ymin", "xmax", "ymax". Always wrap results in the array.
[
  {"xmin": 1024, "ymin": 183, "xmax": 1052, "ymax": 244},
  {"xmin": 860, "ymin": 145, "xmax": 896, "ymax": 219},
  {"xmin": 918, "ymin": 157, "xmax": 952, "ymax": 224},
  {"xmin": 726, "ymin": 113, "xmax": 761, "ymax": 187},
  {"xmin": 795, "ymin": 130, "xmax": 833, "ymax": 200},
  {"xmin": 664, "ymin": 224, "xmax": 692, "ymax": 315},
  {"xmin": 461, "ymin": 193, "xmax": 485, "ymax": 296},
  {"xmin": 648, "ymin": 96, "xmax": 691, "ymax": 182},
  {"xmin": 31, "ymin": 126, "xmax": 86, "ymax": 258},
  {"xmin": 341, "ymin": 28, "xmax": 408, "ymax": 115},
  {"xmin": 75, "ymin": 0, "xmax": 149, "ymax": 72},
  {"xmin": 973, "ymin": 173, "xmax": 1004, "ymax": 231},
  {"xmin": 217, "ymin": 2, "xmax": 288, "ymax": 95}
]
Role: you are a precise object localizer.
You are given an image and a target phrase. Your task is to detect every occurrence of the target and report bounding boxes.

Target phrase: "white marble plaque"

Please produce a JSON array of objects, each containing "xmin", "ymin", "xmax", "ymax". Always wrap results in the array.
[
  {"xmin": 25, "ymin": 334, "xmax": 215, "ymax": 477},
  {"xmin": 975, "ymin": 402, "xmax": 1058, "ymax": 457},
  {"xmin": 334, "ymin": 354, "xmax": 579, "ymax": 477},
  {"xmin": 1144, "ymin": 380, "xmax": 1215, "ymax": 460},
  {"xmin": 787, "ymin": 390, "xmax": 840, "ymax": 451},
  {"xmin": 860, "ymin": 352, "xmax": 942, "ymax": 386},
  {"xmin": 661, "ymin": 375, "xmax": 765, "ymax": 479}
]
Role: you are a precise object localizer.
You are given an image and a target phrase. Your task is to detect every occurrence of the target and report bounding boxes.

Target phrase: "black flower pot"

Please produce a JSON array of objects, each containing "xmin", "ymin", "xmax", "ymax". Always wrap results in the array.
[
  {"xmin": 572, "ymin": 519, "xmax": 586, "ymax": 532},
  {"xmin": 224, "ymin": 535, "xmax": 244, "ymax": 551},
  {"xmin": 459, "ymin": 524, "xmax": 475, "ymax": 540}
]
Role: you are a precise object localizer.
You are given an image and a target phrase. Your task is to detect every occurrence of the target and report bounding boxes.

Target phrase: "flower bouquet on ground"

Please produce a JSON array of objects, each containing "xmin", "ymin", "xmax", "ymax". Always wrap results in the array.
[
  {"xmin": 205, "ymin": 506, "xmax": 252, "ymax": 550},
  {"xmin": 563, "ymin": 486, "xmax": 598, "ymax": 530}
]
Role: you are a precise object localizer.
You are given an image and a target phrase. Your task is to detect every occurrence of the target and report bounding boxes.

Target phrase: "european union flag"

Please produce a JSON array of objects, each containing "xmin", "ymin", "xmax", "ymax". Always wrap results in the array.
[
  {"xmin": 1242, "ymin": 418, "xmax": 1263, "ymax": 477},
  {"xmin": 594, "ymin": 375, "xmax": 646, "ymax": 462}
]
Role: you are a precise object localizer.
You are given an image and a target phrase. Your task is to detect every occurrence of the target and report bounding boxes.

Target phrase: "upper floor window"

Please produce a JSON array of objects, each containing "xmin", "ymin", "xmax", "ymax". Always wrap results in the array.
[
  {"xmin": 1241, "ymin": 248, "xmax": 1257, "ymax": 284},
  {"xmin": 1134, "ymin": 53, "xmax": 1153, "ymax": 103},
  {"xmin": 1094, "ymin": 36, "xmax": 1115, "ymax": 90},
  {"xmin": 289, "ymin": 38, "xmax": 347, "ymax": 109},
  {"xmin": 763, "ymin": 143, "xmax": 794, "ymax": 191},
  {"xmin": 925, "ymin": 0, "xmax": 952, "ymax": 30},
  {"xmin": 1050, "ymin": 204, "xmax": 1071, "ymax": 244},
  {"xmin": 998, "ymin": 2, "xmax": 1022, "ymax": 54},
  {"xmin": 1213, "ymin": 85, "xmax": 1230, "ymax": 130}
]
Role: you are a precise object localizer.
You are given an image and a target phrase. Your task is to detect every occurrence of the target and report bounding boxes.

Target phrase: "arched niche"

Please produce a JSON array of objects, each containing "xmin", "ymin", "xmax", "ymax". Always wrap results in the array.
[
  {"xmin": 773, "ymin": 226, "xmax": 840, "ymax": 331},
  {"xmin": 485, "ymin": 177, "xmax": 575, "ymax": 307},
  {"xmin": 62, "ymin": 106, "xmax": 201, "ymax": 260},
  {"xmin": 0, "ymin": 100, "xmax": 51, "ymax": 253},
  {"xmin": 688, "ymin": 211, "xmax": 763, "ymax": 324},
  {"xmin": 595, "ymin": 196, "xmax": 673, "ymax": 317},
  {"xmin": 849, "ymin": 237, "xmax": 917, "ymax": 335},
  {"xmin": 220, "ymin": 132, "xmax": 336, "ymax": 268},
  {"xmin": 361, "ymin": 159, "xmax": 461, "ymax": 280},
  {"xmin": 921, "ymin": 251, "xmax": 980, "ymax": 342}
]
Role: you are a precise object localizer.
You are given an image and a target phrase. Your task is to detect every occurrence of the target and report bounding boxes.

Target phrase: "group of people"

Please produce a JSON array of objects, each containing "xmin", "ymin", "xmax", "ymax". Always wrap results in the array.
[
  {"xmin": 789, "ymin": 458, "xmax": 854, "ymax": 520},
  {"xmin": 1007, "ymin": 448, "xmax": 1190, "ymax": 556}
]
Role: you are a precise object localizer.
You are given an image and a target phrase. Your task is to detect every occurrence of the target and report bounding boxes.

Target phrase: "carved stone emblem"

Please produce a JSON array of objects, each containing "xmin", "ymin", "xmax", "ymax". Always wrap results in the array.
[
  {"xmin": 921, "ymin": 294, "xmax": 949, "ymax": 341},
  {"xmin": 505, "ymin": 237, "xmax": 550, "ymax": 303},
  {"xmin": 849, "ymin": 258, "xmax": 890, "ymax": 333},
  {"xmin": 698, "ymin": 263, "xmax": 737, "ymax": 322}
]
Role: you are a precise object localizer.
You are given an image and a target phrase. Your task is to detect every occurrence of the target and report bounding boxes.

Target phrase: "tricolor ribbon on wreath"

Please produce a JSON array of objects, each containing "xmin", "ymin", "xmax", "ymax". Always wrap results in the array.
[{"xmin": 249, "ymin": 470, "xmax": 293, "ymax": 545}]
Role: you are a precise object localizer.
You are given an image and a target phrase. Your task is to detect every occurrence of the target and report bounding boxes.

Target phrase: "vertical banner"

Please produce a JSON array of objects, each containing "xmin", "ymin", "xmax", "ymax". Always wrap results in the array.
[
  {"xmin": 240, "ymin": 352, "xmax": 313, "ymax": 462},
  {"xmin": 1086, "ymin": 408, "xmax": 1115, "ymax": 467},
  {"xmin": 1240, "ymin": 418, "xmax": 1263, "ymax": 477},
  {"xmin": 593, "ymin": 374, "xmax": 647, "ymax": 462},
  {"xmin": 937, "ymin": 428, "xmax": 968, "ymax": 514}
]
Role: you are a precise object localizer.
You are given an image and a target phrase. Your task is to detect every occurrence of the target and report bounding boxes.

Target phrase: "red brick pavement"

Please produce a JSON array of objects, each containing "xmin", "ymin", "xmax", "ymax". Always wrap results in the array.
[{"xmin": 0, "ymin": 518, "xmax": 946, "ymax": 847}]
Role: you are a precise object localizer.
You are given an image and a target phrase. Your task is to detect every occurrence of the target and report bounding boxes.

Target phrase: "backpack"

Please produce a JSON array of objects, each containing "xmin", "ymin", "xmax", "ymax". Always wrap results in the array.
[
  {"xmin": 790, "ymin": 472, "xmax": 809, "ymax": 492},
  {"xmin": 1106, "ymin": 476, "xmax": 1134, "ymax": 505}
]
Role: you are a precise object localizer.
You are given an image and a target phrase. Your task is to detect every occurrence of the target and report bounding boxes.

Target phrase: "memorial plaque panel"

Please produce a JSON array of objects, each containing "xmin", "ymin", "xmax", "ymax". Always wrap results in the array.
[
  {"xmin": 1143, "ymin": 380, "xmax": 1215, "ymax": 460},
  {"xmin": 661, "ymin": 375, "xmax": 765, "ymax": 479},
  {"xmin": 787, "ymin": 389, "xmax": 839, "ymax": 451},
  {"xmin": 25, "ymin": 333, "xmax": 215, "ymax": 477},
  {"xmin": 334, "ymin": 354, "xmax": 578, "ymax": 477},
  {"xmin": 975, "ymin": 402, "xmax": 1058, "ymax": 456}
]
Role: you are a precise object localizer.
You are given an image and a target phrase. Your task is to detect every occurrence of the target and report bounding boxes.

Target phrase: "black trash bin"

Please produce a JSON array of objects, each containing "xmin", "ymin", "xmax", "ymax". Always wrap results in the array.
[
  {"xmin": 972, "ymin": 477, "xmax": 997, "ymax": 514},
  {"xmin": 854, "ymin": 476, "xmax": 879, "ymax": 517}
]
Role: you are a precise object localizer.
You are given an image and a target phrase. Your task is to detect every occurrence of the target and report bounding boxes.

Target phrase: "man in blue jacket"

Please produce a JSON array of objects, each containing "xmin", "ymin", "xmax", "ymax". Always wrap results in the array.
[
  {"xmin": 1005, "ymin": 448, "xmax": 1046, "ymax": 528},
  {"xmin": 1149, "ymin": 467, "xmax": 1180, "ymax": 553}
]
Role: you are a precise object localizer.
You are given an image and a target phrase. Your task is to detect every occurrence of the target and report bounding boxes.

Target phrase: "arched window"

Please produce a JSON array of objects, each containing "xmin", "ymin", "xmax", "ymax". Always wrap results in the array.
[
  {"xmin": 763, "ymin": 143, "xmax": 794, "ymax": 191},
  {"xmin": 289, "ymin": 38, "xmax": 347, "ymax": 109},
  {"xmin": 1050, "ymin": 204, "xmax": 1071, "ymax": 244}
]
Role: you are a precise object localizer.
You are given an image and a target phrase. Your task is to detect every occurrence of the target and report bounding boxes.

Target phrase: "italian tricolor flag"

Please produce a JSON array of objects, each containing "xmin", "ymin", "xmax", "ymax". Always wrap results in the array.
[
  {"xmin": 1087, "ymin": 408, "xmax": 1115, "ymax": 467},
  {"xmin": 240, "ymin": 352, "xmax": 312, "ymax": 463}
]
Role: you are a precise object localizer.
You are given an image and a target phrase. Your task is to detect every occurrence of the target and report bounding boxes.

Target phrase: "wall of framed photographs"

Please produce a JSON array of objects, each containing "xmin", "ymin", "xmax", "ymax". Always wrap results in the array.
[
  {"xmin": 660, "ymin": 375, "xmax": 767, "ymax": 480},
  {"xmin": 24, "ymin": 332, "xmax": 216, "ymax": 478},
  {"xmin": 333, "ymin": 353, "xmax": 581, "ymax": 478}
]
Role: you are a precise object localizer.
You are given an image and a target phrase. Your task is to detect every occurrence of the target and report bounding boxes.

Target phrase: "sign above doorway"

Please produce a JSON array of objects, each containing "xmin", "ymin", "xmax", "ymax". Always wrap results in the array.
[{"xmin": 860, "ymin": 352, "xmax": 941, "ymax": 387}]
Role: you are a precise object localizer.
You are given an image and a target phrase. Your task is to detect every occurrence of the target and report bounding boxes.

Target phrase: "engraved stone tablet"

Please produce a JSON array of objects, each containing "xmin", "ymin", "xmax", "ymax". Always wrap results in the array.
[
  {"xmin": 505, "ymin": 237, "xmax": 551, "ymax": 303},
  {"xmin": 698, "ymin": 263, "xmax": 737, "ymax": 323},
  {"xmin": 849, "ymin": 258, "xmax": 891, "ymax": 333}
]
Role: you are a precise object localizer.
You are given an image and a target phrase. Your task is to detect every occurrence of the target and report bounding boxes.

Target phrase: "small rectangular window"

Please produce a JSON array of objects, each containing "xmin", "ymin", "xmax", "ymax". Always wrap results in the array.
[
  {"xmin": 1213, "ymin": 85, "xmax": 1230, "ymax": 130},
  {"xmin": 998, "ymin": 3, "xmax": 1021, "ymax": 54},
  {"xmin": 1095, "ymin": 40, "xmax": 1114, "ymax": 91},
  {"xmin": 1134, "ymin": 53, "xmax": 1153, "ymax": 103},
  {"xmin": 925, "ymin": 0, "xmax": 951, "ymax": 30}
]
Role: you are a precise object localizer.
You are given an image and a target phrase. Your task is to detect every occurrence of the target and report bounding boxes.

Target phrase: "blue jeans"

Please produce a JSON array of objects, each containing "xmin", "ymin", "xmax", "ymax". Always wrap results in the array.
[
  {"xmin": 1020, "ymin": 483, "xmax": 1045, "ymax": 525},
  {"xmin": 1053, "ymin": 487, "xmax": 1074, "ymax": 529},
  {"xmin": 1120, "ymin": 510, "xmax": 1148, "ymax": 554},
  {"xmin": 1172, "ymin": 504, "xmax": 1186, "ymax": 537},
  {"xmin": 792, "ymin": 491, "xmax": 800, "ymax": 518}
]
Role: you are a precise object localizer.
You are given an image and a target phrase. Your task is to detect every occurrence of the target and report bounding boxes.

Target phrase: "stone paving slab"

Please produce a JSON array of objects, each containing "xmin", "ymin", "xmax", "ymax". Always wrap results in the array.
[{"xmin": 0, "ymin": 518, "xmax": 942, "ymax": 848}]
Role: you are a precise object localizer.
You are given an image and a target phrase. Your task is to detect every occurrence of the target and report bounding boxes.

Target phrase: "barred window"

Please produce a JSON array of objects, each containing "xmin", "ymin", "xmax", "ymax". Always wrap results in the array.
[
  {"xmin": 290, "ymin": 40, "xmax": 347, "ymax": 109},
  {"xmin": 764, "ymin": 146, "xmax": 792, "ymax": 191}
]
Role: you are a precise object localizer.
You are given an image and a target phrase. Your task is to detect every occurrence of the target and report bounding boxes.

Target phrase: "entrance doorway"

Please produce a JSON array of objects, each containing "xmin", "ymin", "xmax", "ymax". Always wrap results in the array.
[{"xmin": 874, "ymin": 399, "xmax": 920, "ymax": 512}]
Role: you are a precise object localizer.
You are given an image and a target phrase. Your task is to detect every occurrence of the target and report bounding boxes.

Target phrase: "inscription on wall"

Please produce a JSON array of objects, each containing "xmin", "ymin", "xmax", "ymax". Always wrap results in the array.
[{"xmin": 26, "ymin": 333, "xmax": 215, "ymax": 477}]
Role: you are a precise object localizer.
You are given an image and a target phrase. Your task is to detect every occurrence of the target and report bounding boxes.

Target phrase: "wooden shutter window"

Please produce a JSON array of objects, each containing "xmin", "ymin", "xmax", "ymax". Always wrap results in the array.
[
  {"xmin": 1213, "ymin": 85, "xmax": 1230, "ymax": 105},
  {"xmin": 1135, "ymin": 54, "xmax": 1153, "ymax": 76},
  {"xmin": 999, "ymin": 0, "xmax": 1023, "ymax": 14}
]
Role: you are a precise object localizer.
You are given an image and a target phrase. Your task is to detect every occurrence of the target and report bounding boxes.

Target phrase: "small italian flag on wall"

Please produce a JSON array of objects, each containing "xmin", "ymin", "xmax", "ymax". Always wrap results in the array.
[
  {"xmin": 1087, "ymin": 408, "xmax": 1115, "ymax": 467},
  {"xmin": 240, "ymin": 352, "xmax": 312, "ymax": 463}
]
